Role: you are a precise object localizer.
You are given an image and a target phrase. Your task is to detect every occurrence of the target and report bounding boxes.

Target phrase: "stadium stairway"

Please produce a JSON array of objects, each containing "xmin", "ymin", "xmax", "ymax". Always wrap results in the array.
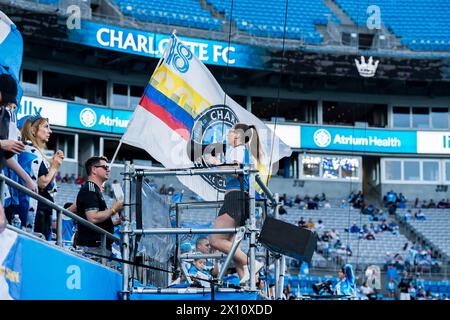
[
  {"xmin": 325, "ymin": 0, "xmax": 403, "ymax": 50},
  {"xmin": 323, "ymin": 0, "xmax": 354, "ymax": 26},
  {"xmin": 396, "ymin": 208, "xmax": 450, "ymax": 263},
  {"xmin": 197, "ymin": 0, "xmax": 230, "ymax": 33}
]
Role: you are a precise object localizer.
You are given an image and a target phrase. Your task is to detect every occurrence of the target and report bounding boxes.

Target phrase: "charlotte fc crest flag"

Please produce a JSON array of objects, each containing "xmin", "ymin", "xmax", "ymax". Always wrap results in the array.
[
  {"xmin": 0, "ymin": 10, "xmax": 23, "ymax": 103},
  {"xmin": 122, "ymin": 34, "xmax": 291, "ymax": 201}
]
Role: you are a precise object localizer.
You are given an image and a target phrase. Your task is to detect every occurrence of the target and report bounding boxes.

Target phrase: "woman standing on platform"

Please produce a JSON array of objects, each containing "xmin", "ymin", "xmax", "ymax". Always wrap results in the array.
[
  {"xmin": 18, "ymin": 115, "xmax": 64, "ymax": 239},
  {"xmin": 208, "ymin": 123, "xmax": 263, "ymax": 284}
]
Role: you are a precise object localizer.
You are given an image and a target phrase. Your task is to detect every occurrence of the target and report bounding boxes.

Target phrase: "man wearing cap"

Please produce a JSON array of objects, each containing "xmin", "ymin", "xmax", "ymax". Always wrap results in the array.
[{"xmin": 0, "ymin": 73, "xmax": 37, "ymax": 227}]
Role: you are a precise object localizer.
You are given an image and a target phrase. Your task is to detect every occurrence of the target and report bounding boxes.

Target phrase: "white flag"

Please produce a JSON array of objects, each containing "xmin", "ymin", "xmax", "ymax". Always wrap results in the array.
[{"xmin": 122, "ymin": 34, "xmax": 292, "ymax": 200}]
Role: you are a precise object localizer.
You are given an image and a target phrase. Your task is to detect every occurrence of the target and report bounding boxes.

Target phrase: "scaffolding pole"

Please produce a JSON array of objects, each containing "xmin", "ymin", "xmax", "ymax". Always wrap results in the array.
[
  {"xmin": 121, "ymin": 161, "xmax": 132, "ymax": 300},
  {"xmin": 248, "ymin": 164, "xmax": 257, "ymax": 291}
]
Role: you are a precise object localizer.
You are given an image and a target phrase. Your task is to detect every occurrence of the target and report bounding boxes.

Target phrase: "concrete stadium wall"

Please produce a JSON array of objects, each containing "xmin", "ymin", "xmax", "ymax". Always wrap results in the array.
[
  {"xmin": 268, "ymin": 176, "xmax": 362, "ymax": 199},
  {"xmin": 381, "ymin": 184, "xmax": 450, "ymax": 203},
  {"xmin": 59, "ymin": 161, "xmax": 79, "ymax": 177}
]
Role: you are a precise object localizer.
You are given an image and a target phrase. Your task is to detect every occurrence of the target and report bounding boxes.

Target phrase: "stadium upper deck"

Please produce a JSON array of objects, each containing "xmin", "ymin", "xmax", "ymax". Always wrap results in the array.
[{"xmin": 8, "ymin": 0, "xmax": 450, "ymax": 54}]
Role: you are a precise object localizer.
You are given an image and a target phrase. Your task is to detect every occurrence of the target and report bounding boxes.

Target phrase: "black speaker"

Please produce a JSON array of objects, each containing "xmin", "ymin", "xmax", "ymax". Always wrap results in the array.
[{"xmin": 258, "ymin": 217, "xmax": 318, "ymax": 263}]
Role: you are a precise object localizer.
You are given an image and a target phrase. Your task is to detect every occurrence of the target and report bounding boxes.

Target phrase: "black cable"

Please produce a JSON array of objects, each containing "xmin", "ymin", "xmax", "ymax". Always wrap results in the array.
[{"xmin": 267, "ymin": 0, "xmax": 290, "ymax": 185}]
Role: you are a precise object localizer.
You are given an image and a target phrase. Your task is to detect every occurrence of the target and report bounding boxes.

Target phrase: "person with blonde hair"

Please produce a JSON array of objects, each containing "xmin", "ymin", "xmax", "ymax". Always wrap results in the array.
[
  {"xmin": 207, "ymin": 123, "xmax": 264, "ymax": 284},
  {"xmin": 17, "ymin": 115, "xmax": 64, "ymax": 239}
]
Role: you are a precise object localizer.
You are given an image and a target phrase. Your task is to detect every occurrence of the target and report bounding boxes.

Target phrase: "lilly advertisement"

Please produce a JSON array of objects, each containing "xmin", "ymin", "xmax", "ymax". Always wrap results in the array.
[
  {"xmin": 301, "ymin": 126, "xmax": 417, "ymax": 154},
  {"xmin": 66, "ymin": 21, "xmax": 267, "ymax": 70}
]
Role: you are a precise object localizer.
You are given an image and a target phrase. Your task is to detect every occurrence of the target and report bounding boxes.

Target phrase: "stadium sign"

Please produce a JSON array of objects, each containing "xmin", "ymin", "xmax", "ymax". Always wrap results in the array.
[
  {"xmin": 66, "ymin": 21, "xmax": 266, "ymax": 70},
  {"xmin": 17, "ymin": 96, "xmax": 67, "ymax": 127},
  {"xmin": 417, "ymin": 131, "xmax": 450, "ymax": 154},
  {"xmin": 301, "ymin": 126, "xmax": 417, "ymax": 154},
  {"xmin": 67, "ymin": 103, "xmax": 132, "ymax": 134},
  {"xmin": 266, "ymin": 124, "xmax": 301, "ymax": 149}
]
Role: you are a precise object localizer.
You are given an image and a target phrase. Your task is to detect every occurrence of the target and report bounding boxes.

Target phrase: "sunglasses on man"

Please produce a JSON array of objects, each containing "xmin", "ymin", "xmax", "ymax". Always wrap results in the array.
[{"xmin": 94, "ymin": 165, "xmax": 110, "ymax": 171}]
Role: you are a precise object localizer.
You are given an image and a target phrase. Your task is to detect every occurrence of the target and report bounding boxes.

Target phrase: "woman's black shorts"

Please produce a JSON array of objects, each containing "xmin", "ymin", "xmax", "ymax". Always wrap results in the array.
[{"xmin": 218, "ymin": 191, "xmax": 250, "ymax": 227}]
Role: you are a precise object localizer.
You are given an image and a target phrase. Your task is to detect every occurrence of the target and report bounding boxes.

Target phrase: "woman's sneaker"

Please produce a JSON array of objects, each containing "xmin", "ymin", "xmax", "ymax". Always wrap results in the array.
[
  {"xmin": 240, "ymin": 266, "xmax": 250, "ymax": 284},
  {"xmin": 240, "ymin": 261, "xmax": 264, "ymax": 285}
]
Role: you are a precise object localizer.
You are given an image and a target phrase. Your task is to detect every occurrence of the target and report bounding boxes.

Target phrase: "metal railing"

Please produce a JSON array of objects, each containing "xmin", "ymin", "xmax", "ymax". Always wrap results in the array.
[
  {"xmin": 0, "ymin": 173, "xmax": 120, "ymax": 265},
  {"xmin": 120, "ymin": 162, "xmax": 281, "ymax": 299}
]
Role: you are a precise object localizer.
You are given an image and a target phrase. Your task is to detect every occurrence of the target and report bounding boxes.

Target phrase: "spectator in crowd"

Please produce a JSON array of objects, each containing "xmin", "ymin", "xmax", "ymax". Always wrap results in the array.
[
  {"xmin": 414, "ymin": 272, "xmax": 425, "ymax": 289},
  {"xmin": 385, "ymin": 252, "xmax": 394, "ymax": 266},
  {"xmin": 369, "ymin": 208, "xmax": 384, "ymax": 222},
  {"xmin": 1, "ymin": 75, "xmax": 39, "ymax": 226},
  {"xmin": 386, "ymin": 264, "xmax": 399, "ymax": 281},
  {"xmin": 365, "ymin": 231, "xmax": 376, "ymax": 240},
  {"xmin": 298, "ymin": 217, "xmax": 306, "ymax": 228},
  {"xmin": 195, "ymin": 236, "xmax": 219, "ymax": 277},
  {"xmin": 408, "ymin": 283, "xmax": 417, "ymax": 300},
  {"xmin": 75, "ymin": 175, "xmax": 85, "ymax": 185},
  {"xmin": 278, "ymin": 205, "xmax": 288, "ymax": 215},
  {"xmin": 388, "ymin": 202, "xmax": 397, "ymax": 216},
  {"xmin": 437, "ymin": 199, "xmax": 449, "ymax": 209},
  {"xmin": 339, "ymin": 199, "xmax": 347, "ymax": 208},
  {"xmin": 314, "ymin": 219, "xmax": 324, "ymax": 233},
  {"xmin": 55, "ymin": 171, "xmax": 62, "ymax": 183},
  {"xmin": 320, "ymin": 231, "xmax": 331, "ymax": 242},
  {"xmin": 369, "ymin": 223, "xmax": 380, "ymax": 234},
  {"xmin": 388, "ymin": 220, "xmax": 399, "ymax": 234},
  {"xmin": 398, "ymin": 271, "xmax": 412, "ymax": 300},
  {"xmin": 18, "ymin": 115, "xmax": 65, "ymax": 239},
  {"xmin": 427, "ymin": 199, "xmax": 436, "ymax": 208},
  {"xmin": 385, "ymin": 190, "xmax": 397, "ymax": 206},
  {"xmin": 352, "ymin": 191, "xmax": 364, "ymax": 209},
  {"xmin": 294, "ymin": 194, "xmax": 301, "ymax": 205},
  {"xmin": 329, "ymin": 228, "xmax": 340, "ymax": 240},
  {"xmin": 413, "ymin": 197, "xmax": 420, "ymax": 208},
  {"xmin": 379, "ymin": 219, "xmax": 390, "ymax": 232},
  {"xmin": 403, "ymin": 209, "xmax": 412, "ymax": 222},
  {"xmin": 362, "ymin": 224, "xmax": 369, "ymax": 234},
  {"xmin": 415, "ymin": 286, "xmax": 425, "ymax": 300},
  {"xmin": 187, "ymin": 256, "xmax": 212, "ymax": 288},
  {"xmin": 420, "ymin": 200, "xmax": 428, "ymax": 208},
  {"xmin": 319, "ymin": 193, "xmax": 327, "ymax": 202},
  {"xmin": 393, "ymin": 254, "xmax": 405, "ymax": 271},
  {"xmin": 75, "ymin": 156, "xmax": 123, "ymax": 264},
  {"xmin": 360, "ymin": 280, "xmax": 376, "ymax": 299},
  {"xmin": 323, "ymin": 200, "xmax": 331, "ymax": 209},
  {"xmin": 68, "ymin": 173, "xmax": 76, "ymax": 184},
  {"xmin": 386, "ymin": 278, "xmax": 397, "ymax": 298},
  {"xmin": 306, "ymin": 218, "xmax": 314, "ymax": 230},
  {"xmin": 415, "ymin": 210, "xmax": 426, "ymax": 221},
  {"xmin": 397, "ymin": 193, "xmax": 407, "ymax": 208},
  {"xmin": 349, "ymin": 222, "xmax": 360, "ymax": 234},
  {"xmin": 62, "ymin": 173, "xmax": 69, "ymax": 183},
  {"xmin": 167, "ymin": 184, "xmax": 175, "ymax": 196},
  {"xmin": 361, "ymin": 203, "xmax": 375, "ymax": 215},
  {"xmin": 307, "ymin": 198, "xmax": 318, "ymax": 210}
]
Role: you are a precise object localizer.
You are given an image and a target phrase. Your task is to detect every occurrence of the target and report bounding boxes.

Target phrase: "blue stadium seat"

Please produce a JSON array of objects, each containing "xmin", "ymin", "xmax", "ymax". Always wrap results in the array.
[
  {"xmin": 112, "ymin": 0, "xmax": 223, "ymax": 31},
  {"xmin": 334, "ymin": 0, "xmax": 450, "ymax": 52},
  {"xmin": 206, "ymin": 0, "xmax": 339, "ymax": 44}
]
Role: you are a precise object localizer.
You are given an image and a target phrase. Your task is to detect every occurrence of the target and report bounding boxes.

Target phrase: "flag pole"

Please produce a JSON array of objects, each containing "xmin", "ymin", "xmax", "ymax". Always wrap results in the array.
[
  {"xmin": 109, "ymin": 139, "xmax": 123, "ymax": 169},
  {"xmin": 108, "ymin": 32, "xmax": 176, "ymax": 170}
]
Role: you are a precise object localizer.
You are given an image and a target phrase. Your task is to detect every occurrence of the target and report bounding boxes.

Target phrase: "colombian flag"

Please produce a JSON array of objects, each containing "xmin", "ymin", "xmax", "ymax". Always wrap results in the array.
[{"xmin": 122, "ymin": 34, "xmax": 291, "ymax": 200}]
